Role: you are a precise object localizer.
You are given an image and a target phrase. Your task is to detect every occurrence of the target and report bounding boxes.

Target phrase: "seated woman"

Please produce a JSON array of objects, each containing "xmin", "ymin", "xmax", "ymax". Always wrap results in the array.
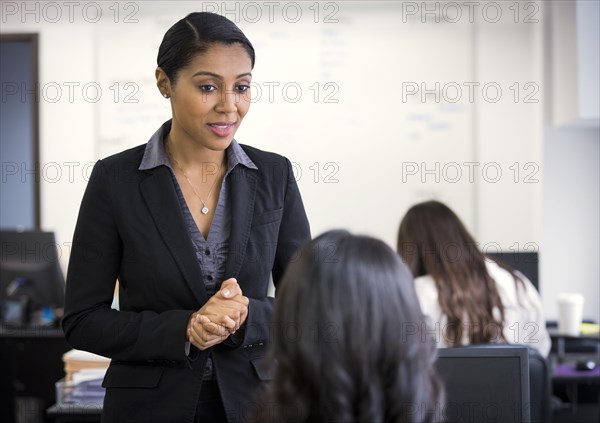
[
  {"xmin": 256, "ymin": 230, "xmax": 444, "ymax": 423},
  {"xmin": 397, "ymin": 200, "xmax": 551, "ymax": 357}
]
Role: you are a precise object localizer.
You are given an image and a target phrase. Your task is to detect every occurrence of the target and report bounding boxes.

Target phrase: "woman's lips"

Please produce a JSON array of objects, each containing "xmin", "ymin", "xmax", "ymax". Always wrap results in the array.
[{"xmin": 207, "ymin": 122, "xmax": 236, "ymax": 137}]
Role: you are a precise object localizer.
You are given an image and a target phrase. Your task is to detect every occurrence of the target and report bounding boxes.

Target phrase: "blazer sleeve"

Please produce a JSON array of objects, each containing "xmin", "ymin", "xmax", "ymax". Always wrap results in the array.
[
  {"xmin": 62, "ymin": 160, "xmax": 193, "ymax": 363},
  {"xmin": 238, "ymin": 157, "xmax": 310, "ymax": 347}
]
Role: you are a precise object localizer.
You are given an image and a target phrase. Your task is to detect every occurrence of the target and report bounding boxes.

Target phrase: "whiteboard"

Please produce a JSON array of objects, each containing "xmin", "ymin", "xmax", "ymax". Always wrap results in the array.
[{"xmin": 93, "ymin": 1, "xmax": 476, "ymax": 247}]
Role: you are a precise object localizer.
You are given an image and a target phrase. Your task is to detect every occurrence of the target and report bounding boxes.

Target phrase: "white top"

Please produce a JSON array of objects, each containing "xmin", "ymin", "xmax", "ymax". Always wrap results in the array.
[{"xmin": 414, "ymin": 260, "xmax": 551, "ymax": 357}]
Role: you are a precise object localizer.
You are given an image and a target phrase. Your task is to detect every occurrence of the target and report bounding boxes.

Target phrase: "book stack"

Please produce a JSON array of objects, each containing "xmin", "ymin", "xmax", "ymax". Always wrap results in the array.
[
  {"xmin": 56, "ymin": 349, "xmax": 111, "ymax": 405},
  {"xmin": 63, "ymin": 349, "xmax": 111, "ymax": 381}
]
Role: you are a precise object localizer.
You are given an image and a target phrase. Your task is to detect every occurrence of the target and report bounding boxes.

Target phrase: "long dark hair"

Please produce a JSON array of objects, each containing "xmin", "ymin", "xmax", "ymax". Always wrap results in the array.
[
  {"xmin": 397, "ymin": 200, "xmax": 521, "ymax": 346},
  {"xmin": 157, "ymin": 12, "xmax": 255, "ymax": 85},
  {"xmin": 257, "ymin": 230, "xmax": 444, "ymax": 423}
]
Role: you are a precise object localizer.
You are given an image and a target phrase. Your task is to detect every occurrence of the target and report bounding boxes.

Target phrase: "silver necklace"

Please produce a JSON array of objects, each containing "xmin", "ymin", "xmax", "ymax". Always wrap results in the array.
[{"xmin": 167, "ymin": 143, "xmax": 223, "ymax": 215}]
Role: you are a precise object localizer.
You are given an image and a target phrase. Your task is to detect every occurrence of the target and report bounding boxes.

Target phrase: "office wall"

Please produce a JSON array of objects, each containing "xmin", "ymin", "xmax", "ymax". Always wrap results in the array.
[
  {"xmin": 3, "ymin": 1, "xmax": 594, "ymax": 320},
  {"xmin": 542, "ymin": 127, "xmax": 599, "ymax": 322},
  {"xmin": 541, "ymin": 0, "xmax": 600, "ymax": 322},
  {"xmin": 1, "ymin": 2, "xmax": 541, "ymax": 239}
]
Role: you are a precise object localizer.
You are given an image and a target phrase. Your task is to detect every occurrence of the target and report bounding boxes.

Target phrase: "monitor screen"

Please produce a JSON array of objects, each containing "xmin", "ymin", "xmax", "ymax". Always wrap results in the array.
[
  {"xmin": 486, "ymin": 251, "xmax": 539, "ymax": 291},
  {"xmin": 0, "ymin": 230, "xmax": 65, "ymax": 316},
  {"xmin": 434, "ymin": 346, "xmax": 530, "ymax": 423}
]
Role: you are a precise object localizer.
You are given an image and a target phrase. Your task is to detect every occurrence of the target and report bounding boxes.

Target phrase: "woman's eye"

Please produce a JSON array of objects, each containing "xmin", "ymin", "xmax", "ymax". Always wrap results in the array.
[
  {"xmin": 199, "ymin": 85, "xmax": 217, "ymax": 92},
  {"xmin": 236, "ymin": 85, "xmax": 250, "ymax": 93}
]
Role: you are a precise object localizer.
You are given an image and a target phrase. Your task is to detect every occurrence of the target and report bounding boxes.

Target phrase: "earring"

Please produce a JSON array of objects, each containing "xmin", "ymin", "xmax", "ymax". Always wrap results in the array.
[{"xmin": 163, "ymin": 93, "xmax": 169, "ymax": 99}]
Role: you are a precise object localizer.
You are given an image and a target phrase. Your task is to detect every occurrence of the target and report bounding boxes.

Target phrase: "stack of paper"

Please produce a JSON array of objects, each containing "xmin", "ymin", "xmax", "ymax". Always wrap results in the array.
[
  {"xmin": 56, "ymin": 349, "xmax": 111, "ymax": 405},
  {"xmin": 62, "ymin": 349, "xmax": 111, "ymax": 381}
]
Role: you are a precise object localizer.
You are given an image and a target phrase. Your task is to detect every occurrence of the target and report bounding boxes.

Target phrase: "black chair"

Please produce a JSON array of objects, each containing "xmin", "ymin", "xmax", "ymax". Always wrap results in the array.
[
  {"xmin": 526, "ymin": 345, "xmax": 552, "ymax": 423},
  {"xmin": 457, "ymin": 344, "xmax": 551, "ymax": 423}
]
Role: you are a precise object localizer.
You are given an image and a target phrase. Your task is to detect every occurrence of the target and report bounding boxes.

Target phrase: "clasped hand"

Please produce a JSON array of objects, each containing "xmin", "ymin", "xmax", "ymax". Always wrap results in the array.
[{"xmin": 187, "ymin": 278, "xmax": 249, "ymax": 350}]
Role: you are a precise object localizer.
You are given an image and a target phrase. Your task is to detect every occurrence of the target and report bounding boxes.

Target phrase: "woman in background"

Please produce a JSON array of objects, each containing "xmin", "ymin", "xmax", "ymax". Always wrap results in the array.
[
  {"xmin": 257, "ymin": 230, "xmax": 444, "ymax": 423},
  {"xmin": 62, "ymin": 12, "xmax": 310, "ymax": 423},
  {"xmin": 397, "ymin": 200, "xmax": 550, "ymax": 356}
]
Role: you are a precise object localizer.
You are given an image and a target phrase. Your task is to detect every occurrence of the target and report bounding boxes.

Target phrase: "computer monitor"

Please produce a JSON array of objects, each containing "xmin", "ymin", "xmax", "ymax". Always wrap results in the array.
[
  {"xmin": 486, "ymin": 251, "xmax": 539, "ymax": 291},
  {"xmin": 435, "ymin": 346, "xmax": 531, "ymax": 423},
  {"xmin": 0, "ymin": 230, "xmax": 65, "ymax": 324}
]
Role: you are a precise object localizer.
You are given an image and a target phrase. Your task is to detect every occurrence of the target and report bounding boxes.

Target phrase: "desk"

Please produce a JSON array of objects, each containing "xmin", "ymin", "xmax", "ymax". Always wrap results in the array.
[
  {"xmin": 0, "ymin": 325, "xmax": 71, "ymax": 423},
  {"xmin": 46, "ymin": 404, "xmax": 102, "ymax": 423},
  {"xmin": 551, "ymin": 360, "xmax": 600, "ymax": 423},
  {"xmin": 547, "ymin": 326, "xmax": 600, "ymax": 359},
  {"xmin": 554, "ymin": 362, "xmax": 600, "ymax": 380},
  {"xmin": 547, "ymin": 327, "xmax": 600, "ymax": 422}
]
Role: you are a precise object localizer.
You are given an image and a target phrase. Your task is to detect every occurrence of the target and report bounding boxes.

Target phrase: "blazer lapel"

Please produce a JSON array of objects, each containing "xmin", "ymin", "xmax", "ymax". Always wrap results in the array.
[
  {"xmin": 139, "ymin": 166, "xmax": 208, "ymax": 305},
  {"xmin": 224, "ymin": 166, "xmax": 258, "ymax": 278}
]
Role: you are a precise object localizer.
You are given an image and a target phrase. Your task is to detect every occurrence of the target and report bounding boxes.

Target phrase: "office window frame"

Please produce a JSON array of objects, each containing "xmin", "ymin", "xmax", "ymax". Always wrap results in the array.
[{"xmin": 0, "ymin": 33, "xmax": 41, "ymax": 229}]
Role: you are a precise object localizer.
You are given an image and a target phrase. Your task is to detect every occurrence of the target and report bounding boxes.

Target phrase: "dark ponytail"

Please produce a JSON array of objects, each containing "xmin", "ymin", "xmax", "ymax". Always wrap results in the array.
[{"xmin": 157, "ymin": 12, "xmax": 255, "ymax": 85}]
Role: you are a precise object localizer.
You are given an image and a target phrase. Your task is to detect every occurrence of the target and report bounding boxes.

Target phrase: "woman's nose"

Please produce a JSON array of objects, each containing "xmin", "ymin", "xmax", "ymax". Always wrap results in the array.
[{"xmin": 215, "ymin": 90, "xmax": 238, "ymax": 113}]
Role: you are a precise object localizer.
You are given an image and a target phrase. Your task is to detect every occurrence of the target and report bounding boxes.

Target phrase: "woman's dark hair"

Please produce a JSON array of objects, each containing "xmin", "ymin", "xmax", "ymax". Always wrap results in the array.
[
  {"xmin": 396, "ymin": 200, "xmax": 524, "ymax": 346},
  {"xmin": 157, "ymin": 12, "xmax": 255, "ymax": 85},
  {"xmin": 257, "ymin": 230, "xmax": 444, "ymax": 423}
]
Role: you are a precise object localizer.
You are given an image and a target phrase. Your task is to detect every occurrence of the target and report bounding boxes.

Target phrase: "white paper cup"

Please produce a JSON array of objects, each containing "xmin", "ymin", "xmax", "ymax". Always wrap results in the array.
[{"xmin": 557, "ymin": 293, "xmax": 584, "ymax": 336}]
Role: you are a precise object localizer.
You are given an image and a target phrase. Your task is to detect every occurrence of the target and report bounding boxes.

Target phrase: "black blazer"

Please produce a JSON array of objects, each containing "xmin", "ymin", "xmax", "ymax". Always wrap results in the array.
[{"xmin": 62, "ymin": 142, "xmax": 310, "ymax": 423}]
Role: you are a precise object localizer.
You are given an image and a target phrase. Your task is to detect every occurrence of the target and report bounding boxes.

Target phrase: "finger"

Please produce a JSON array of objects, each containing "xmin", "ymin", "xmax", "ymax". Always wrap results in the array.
[
  {"xmin": 219, "ymin": 278, "xmax": 240, "ymax": 299},
  {"xmin": 190, "ymin": 320, "xmax": 226, "ymax": 343},
  {"xmin": 227, "ymin": 297, "xmax": 248, "ymax": 327},
  {"xmin": 197, "ymin": 314, "xmax": 211, "ymax": 324},
  {"xmin": 224, "ymin": 307, "xmax": 242, "ymax": 330},
  {"xmin": 197, "ymin": 311, "xmax": 238, "ymax": 332},
  {"xmin": 194, "ymin": 315, "xmax": 231, "ymax": 336},
  {"xmin": 207, "ymin": 315, "xmax": 237, "ymax": 333},
  {"xmin": 238, "ymin": 307, "xmax": 249, "ymax": 327},
  {"xmin": 192, "ymin": 315, "xmax": 219, "ymax": 339},
  {"xmin": 221, "ymin": 315, "xmax": 238, "ymax": 331},
  {"xmin": 227, "ymin": 294, "xmax": 249, "ymax": 307},
  {"xmin": 226, "ymin": 297, "xmax": 248, "ymax": 328},
  {"xmin": 199, "ymin": 321, "xmax": 230, "ymax": 336},
  {"xmin": 193, "ymin": 334, "xmax": 229, "ymax": 351},
  {"xmin": 220, "ymin": 277, "xmax": 237, "ymax": 288},
  {"xmin": 189, "ymin": 329, "xmax": 228, "ymax": 350}
]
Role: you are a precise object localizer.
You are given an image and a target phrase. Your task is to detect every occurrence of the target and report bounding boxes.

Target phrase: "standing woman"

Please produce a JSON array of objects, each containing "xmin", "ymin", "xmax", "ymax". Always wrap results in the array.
[
  {"xmin": 62, "ymin": 12, "xmax": 310, "ymax": 423},
  {"xmin": 396, "ymin": 200, "xmax": 550, "ymax": 357}
]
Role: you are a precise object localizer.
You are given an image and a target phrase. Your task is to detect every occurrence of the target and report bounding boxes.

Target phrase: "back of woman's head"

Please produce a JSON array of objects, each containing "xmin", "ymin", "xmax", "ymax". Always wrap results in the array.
[
  {"xmin": 396, "ymin": 201, "xmax": 506, "ymax": 346},
  {"xmin": 397, "ymin": 201, "xmax": 479, "ymax": 278},
  {"xmin": 261, "ymin": 230, "xmax": 443, "ymax": 423},
  {"xmin": 157, "ymin": 12, "xmax": 255, "ymax": 85}
]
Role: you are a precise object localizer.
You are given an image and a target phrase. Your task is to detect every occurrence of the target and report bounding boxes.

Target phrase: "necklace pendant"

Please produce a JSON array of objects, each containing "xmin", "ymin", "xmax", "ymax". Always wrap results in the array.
[{"xmin": 201, "ymin": 206, "xmax": 209, "ymax": 215}]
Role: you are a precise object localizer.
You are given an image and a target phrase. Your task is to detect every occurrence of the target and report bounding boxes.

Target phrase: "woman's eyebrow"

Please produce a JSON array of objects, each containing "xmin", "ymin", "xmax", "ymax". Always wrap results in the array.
[{"xmin": 192, "ymin": 71, "xmax": 252, "ymax": 79}]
